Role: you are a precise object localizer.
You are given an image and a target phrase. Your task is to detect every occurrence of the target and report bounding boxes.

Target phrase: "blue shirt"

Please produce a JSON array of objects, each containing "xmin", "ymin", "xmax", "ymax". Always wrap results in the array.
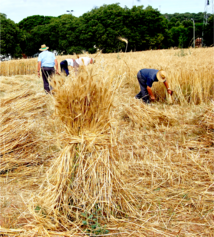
[
  {"xmin": 38, "ymin": 51, "xmax": 56, "ymax": 67},
  {"xmin": 140, "ymin": 69, "xmax": 158, "ymax": 87}
]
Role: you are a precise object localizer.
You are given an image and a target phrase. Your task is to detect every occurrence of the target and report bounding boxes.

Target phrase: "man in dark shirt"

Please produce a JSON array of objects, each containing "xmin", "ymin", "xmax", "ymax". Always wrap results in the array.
[{"xmin": 135, "ymin": 69, "xmax": 172, "ymax": 103}]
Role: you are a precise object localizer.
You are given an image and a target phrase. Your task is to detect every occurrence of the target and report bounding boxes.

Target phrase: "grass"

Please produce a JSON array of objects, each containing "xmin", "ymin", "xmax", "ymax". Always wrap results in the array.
[{"xmin": 0, "ymin": 48, "xmax": 213, "ymax": 236}]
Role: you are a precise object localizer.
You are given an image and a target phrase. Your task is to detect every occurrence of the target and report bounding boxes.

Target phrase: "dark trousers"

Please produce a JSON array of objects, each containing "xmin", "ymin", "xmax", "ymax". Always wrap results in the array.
[
  {"xmin": 41, "ymin": 67, "xmax": 55, "ymax": 93},
  {"xmin": 60, "ymin": 60, "xmax": 69, "ymax": 76},
  {"xmin": 135, "ymin": 71, "xmax": 150, "ymax": 103}
]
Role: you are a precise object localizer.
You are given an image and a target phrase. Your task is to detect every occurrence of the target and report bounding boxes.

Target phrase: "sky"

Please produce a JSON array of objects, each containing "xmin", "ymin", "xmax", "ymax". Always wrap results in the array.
[{"xmin": 1, "ymin": 0, "xmax": 214, "ymax": 23}]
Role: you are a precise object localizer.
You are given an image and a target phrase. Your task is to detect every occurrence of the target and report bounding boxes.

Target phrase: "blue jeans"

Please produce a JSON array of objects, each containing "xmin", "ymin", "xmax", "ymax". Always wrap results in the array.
[{"xmin": 135, "ymin": 71, "xmax": 150, "ymax": 103}]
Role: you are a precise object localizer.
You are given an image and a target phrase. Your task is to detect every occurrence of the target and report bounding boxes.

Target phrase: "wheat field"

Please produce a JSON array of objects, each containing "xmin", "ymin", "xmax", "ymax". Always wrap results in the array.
[{"xmin": 0, "ymin": 48, "xmax": 213, "ymax": 236}]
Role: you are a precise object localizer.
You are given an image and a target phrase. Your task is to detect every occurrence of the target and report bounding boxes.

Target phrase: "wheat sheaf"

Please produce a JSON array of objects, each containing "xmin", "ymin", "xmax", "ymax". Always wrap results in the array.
[
  {"xmin": 118, "ymin": 37, "xmax": 128, "ymax": 52},
  {"xmin": 118, "ymin": 36, "xmax": 128, "ymax": 44}
]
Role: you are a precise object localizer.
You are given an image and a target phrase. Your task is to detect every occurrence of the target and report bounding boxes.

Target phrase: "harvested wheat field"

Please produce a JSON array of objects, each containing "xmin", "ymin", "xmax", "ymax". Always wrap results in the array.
[{"xmin": 0, "ymin": 48, "xmax": 214, "ymax": 236}]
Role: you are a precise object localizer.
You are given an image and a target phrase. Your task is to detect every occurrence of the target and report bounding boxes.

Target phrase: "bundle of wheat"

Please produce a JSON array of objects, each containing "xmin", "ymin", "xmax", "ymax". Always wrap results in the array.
[{"xmin": 29, "ymin": 69, "xmax": 140, "ymax": 231}]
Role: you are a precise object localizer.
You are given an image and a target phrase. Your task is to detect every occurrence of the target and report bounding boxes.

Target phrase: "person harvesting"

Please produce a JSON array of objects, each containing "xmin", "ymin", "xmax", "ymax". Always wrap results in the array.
[
  {"xmin": 135, "ymin": 69, "xmax": 173, "ymax": 103},
  {"xmin": 60, "ymin": 57, "xmax": 95, "ymax": 76}
]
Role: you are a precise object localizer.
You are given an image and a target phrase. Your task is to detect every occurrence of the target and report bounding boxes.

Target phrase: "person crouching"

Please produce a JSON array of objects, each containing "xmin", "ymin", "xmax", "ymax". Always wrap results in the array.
[{"xmin": 60, "ymin": 59, "xmax": 74, "ymax": 76}]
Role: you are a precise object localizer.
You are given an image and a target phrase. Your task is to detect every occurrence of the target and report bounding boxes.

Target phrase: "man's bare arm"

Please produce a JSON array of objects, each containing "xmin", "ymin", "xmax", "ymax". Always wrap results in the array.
[
  {"xmin": 147, "ymin": 86, "xmax": 155, "ymax": 101},
  {"xmin": 37, "ymin": 61, "xmax": 41, "ymax": 77},
  {"xmin": 163, "ymin": 81, "xmax": 173, "ymax": 95},
  {"xmin": 54, "ymin": 59, "xmax": 59, "ymax": 74}
]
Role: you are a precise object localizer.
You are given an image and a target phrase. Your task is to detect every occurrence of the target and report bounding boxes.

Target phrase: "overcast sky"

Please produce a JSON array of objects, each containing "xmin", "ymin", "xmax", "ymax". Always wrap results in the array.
[{"xmin": 1, "ymin": 0, "xmax": 214, "ymax": 23}]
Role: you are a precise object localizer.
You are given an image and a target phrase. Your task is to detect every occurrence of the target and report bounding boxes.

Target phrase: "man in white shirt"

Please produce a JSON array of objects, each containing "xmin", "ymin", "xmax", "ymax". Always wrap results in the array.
[
  {"xmin": 60, "ymin": 57, "xmax": 95, "ymax": 76},
  {"xmin": 37, "ymin": 44, "xmax": 59, "ymax": 93},
  {"xmin": 75, "ymin": 57, "xmax": 94, "ymax": 66},
  {"xmin": 73, "ymin": 57, "xmax": 95, "ymax": 73},
  {"xmin": 60, "ymin": 59, "xmax": 74, "ymax": 76}
]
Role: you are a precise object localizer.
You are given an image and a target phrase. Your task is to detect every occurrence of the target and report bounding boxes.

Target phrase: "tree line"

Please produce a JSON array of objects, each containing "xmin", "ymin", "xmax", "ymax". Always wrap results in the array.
[{"xmin": 0, "ymin": 4, "xmax": 213, "ymax": 58}]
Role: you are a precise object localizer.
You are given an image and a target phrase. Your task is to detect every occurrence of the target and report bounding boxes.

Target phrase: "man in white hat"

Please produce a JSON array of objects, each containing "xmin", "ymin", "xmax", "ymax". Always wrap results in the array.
[
  {"xmin": 37, "ymin": 44, "xmax": 59, "ymax": 93},
  {"xmin": 135, "ymin": 69, "xmax": 172, "ymax": 103}
]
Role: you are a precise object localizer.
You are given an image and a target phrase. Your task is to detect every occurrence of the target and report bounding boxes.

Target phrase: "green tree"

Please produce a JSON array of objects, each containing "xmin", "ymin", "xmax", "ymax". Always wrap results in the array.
[
  {"xmin": 18, "ymin": 15, "xmax": 55, "ymax": 32},
  {"xmin": 203, "ymin": 15, "xmax": 214, "ymax": 46},
  {"xmin": 78, "ymin": 4, "xmax": 129, "ymax": 53},
  {"xmin": 0, "ymin": 13, "xmax": 7, "ymax": 18},
  {"xmin": 18, "ymin": 15, "xmax": 57, "ymax": 56},
  {"xmin": 169, "ymin": 25, "xmax": 188, "ymax": 48},
  {"xmin": 53, "ymin": 15, "xmax": 81, "ymax": 54},
  {"xmin": 142, "ymin": 6, "xmax": 167, "ymax": 49},
  {"xmin": 165, "ymin": 13, "xmax": 204, "ymax": 48},
  {"xmin": 77, "ymin": 4, "xmax": 168, "ymax": 52},
  {"xmin": 23, "ymin": 14, "xmax": 81, "ymax": 56},
  {"xmin": 4, "ymin": 6, "xmax": 209, "ymax": 56},
  {"xmin": 164, "ymin": 12, "xmax": 205, "ymax": 23},
  {"xmin": 23, "ymin": 25, "xmax": 47, "ymax": 56},
  {"xmin": 0, "ymin": 13, "xmax": 24, "ymax": 58}
]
